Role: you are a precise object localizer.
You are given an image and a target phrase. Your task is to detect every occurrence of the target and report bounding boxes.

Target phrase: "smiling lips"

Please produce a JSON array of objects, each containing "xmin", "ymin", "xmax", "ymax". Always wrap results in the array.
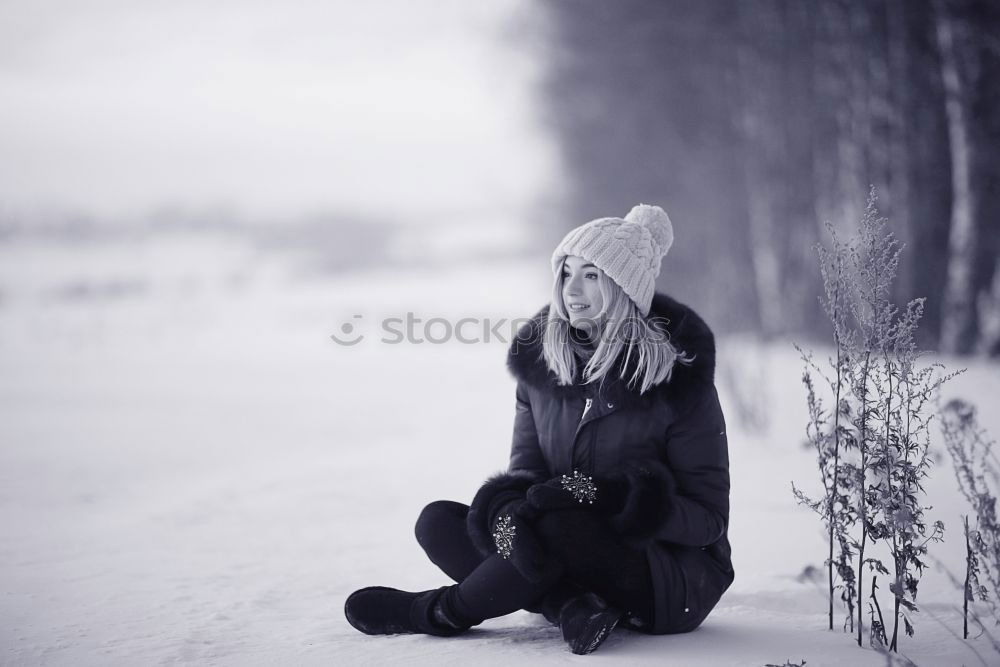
[{"xmin": 569, "ymin": 303, "xmax": 590, "ymax": 312}]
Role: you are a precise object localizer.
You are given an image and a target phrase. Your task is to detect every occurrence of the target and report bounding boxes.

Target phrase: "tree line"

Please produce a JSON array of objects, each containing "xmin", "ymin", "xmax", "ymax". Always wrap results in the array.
[{"xmin": 533, "ymin": 0, "xmax": 999, "ymax": 355}]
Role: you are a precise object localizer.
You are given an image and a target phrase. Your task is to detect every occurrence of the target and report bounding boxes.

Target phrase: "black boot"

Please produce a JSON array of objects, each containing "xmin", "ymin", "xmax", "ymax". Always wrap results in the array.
[
  {"xmin": 344, "ymin": 585, "xmax": 470, "ymax": 637},
  {"xmin": 558, "ymin": 592, "xmax": 623, "ymax": 655}
]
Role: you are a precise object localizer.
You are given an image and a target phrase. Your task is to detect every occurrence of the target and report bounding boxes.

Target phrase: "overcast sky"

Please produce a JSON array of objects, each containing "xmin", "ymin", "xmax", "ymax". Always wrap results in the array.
[{"xmin": 0, "ymin": 0, "xmax": 556, "ymax": 224}]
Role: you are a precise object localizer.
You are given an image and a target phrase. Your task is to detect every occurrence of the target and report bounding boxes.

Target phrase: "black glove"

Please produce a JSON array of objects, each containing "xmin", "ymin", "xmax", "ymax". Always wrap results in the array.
[
  {"xmin": 489, "ymin": 499, "xmax": 554, "ymax": 583},
  {"xmin": 466, "ymin": 470, "xmax": 544, "ymax": 559},
  {"xmin": 525, "ymin": 470, "xmax": 630, "ymax": 515},
  {"xmin": 525, "ymin": 460, "xmax": 677, "ymax": 546}
]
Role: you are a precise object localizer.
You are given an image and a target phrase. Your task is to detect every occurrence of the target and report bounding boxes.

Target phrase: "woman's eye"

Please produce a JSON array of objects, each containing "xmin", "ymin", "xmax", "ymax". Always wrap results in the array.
[
  {"xmin": 562, "ymin": 271, "xmax": 570, "ymax": 278},
  {"xmin": 586, "ymin": 273, "xmax": 597, "ymax": 279}
]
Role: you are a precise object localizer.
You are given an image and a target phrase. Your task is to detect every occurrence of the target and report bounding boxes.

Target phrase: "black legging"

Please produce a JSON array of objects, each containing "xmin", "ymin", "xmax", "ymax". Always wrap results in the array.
[{"xmin": 414, "ymin": 499, "xmax": 655, "ymax": 628}]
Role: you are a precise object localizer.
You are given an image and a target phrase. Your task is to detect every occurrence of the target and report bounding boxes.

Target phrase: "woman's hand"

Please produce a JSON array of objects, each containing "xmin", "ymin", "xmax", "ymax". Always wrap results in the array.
[
  {"xmin": 467, "ymin": 469, "xmax": 554, "ymax": 581},
  {"xmin": 526, "ymin": 470, "xmax": 630, "ymax": 515},
  {"xmin": 489, "ymin": 500, "xmax": 553, "ymax": 582},
  {"xmin": 525, "ymin": 461, "xmax": 678, "ymax": 547}
]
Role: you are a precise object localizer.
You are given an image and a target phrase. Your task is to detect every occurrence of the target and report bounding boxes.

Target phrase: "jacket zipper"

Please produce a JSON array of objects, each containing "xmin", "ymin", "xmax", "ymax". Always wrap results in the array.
[{"xmin": 581, "ymin": 397, "xmax": 593, "ymax": 421}]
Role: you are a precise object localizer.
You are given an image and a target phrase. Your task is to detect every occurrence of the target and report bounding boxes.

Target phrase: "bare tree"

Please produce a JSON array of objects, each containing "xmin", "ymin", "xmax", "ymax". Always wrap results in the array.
[
  {"xmin": 934, "ymin": 0, "xmax": 978, "ymax": 354},
  {"xmin": 736, "ymin": 0, "xmax": 787, "ymax": 337}
]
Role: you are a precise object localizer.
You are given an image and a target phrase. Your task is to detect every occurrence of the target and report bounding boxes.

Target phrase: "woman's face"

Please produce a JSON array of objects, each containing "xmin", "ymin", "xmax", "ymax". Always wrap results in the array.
[{"xmin": 561, "ymin": 255, "xmax": 605, "ymax": 337}]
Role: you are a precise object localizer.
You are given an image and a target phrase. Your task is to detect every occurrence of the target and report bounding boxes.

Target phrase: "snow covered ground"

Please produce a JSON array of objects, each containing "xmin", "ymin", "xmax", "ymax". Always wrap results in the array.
[{"xmin": 1, "ymin": 231, "xmax": 998, "ymax": 666}]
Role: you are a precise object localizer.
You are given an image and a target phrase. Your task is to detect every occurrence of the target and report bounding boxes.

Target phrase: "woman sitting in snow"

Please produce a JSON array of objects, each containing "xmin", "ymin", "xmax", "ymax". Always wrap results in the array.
[{"xmin": 344, "ymin": 204, "xmax": 734, "ymax": 654}]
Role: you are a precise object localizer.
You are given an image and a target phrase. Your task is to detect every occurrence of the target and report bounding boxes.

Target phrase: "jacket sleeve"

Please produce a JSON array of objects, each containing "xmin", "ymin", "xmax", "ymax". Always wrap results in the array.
[
  {"xmin": 654, "ymin": 385, "xmax": 730, "ymax": 547},
  {"xmin": 507, "ymin": 382, "xmax": 550, "ymax": 477}
]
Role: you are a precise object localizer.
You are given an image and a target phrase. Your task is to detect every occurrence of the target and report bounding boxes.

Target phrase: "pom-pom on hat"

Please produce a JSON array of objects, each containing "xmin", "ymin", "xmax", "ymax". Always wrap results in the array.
[{"xmin": 550, "ymin": 204, "xmax": 674, "ymax": 317}]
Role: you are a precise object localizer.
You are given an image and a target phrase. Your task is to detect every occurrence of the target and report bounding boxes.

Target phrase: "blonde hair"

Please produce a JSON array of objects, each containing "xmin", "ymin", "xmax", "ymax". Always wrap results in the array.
[{"xmin": 543, "ymin": 257, "xmax": 694, "ymax": 394}]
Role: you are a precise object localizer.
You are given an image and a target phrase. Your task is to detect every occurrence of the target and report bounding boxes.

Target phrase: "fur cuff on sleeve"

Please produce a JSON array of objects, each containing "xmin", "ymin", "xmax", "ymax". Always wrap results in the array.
[
  {"xmin": 606, "ymin": 459, "xmax": 678, "ymax": 548},
  {"xmin": 467, "ymin": 470, "xmax": 545, "ymax": 557}
]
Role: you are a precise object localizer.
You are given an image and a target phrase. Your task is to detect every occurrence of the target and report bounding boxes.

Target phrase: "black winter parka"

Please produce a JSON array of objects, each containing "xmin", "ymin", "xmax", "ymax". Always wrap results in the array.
[{"xmin": 505, "ymin": 292, "xmax": 734, "ymax": 634}]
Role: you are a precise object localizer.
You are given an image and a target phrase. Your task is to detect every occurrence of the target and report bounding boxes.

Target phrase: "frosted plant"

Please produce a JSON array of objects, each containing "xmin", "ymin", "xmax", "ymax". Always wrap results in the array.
[{"xmin": 942, "ymin": 399, "xmax": 1000, "ymax": 641}]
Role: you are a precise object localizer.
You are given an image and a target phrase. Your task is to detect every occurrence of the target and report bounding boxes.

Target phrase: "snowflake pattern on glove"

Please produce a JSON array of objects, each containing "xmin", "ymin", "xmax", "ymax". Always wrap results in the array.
[
  {"xmin": 493, "ymin": 514, "xmax": 516, "ymax": 559},
  {"xmin": 561, "ymin": 470, "xmax": 597, "ymax": 504}
]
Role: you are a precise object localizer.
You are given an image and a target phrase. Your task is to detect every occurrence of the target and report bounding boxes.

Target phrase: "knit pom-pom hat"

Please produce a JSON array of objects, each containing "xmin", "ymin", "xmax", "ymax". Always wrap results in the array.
[{"xmin": 550, "ymin": 204, "xmax": 674, "ymax": 317}]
